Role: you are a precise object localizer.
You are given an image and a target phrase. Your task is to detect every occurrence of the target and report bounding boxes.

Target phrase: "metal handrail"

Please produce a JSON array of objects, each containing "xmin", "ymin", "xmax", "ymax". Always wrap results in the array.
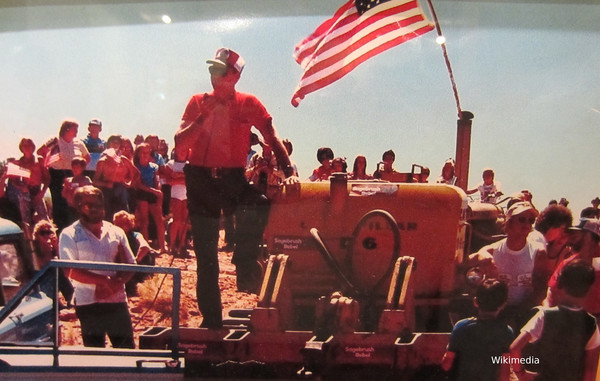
[{"xmin": 0, "ymin": 259, "xmax": 181, "ymax": 368}]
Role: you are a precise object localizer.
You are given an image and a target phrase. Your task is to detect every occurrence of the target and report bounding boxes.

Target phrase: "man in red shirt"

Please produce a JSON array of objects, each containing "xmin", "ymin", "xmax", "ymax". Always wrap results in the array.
[{"xmin": 175, "ymin": 48, "xmax": 295, "ymax": 328}]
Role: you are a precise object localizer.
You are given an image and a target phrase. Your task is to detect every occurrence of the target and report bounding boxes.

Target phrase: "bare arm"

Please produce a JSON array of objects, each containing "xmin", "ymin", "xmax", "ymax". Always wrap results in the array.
[
  {"xmin": 259, "ymin": 120, "xmax": 294, "ymax": 178},
  {"xmin": 440, "ymin": 351, "xmax": 455, "ymax": 372},
  {"xmin": 510, "ymin": 331, "xmax": 536, "ymax": 380}
]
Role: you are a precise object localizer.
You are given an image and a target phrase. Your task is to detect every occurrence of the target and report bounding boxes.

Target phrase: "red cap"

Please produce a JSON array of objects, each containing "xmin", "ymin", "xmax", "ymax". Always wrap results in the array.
[{"xmin": 206, "ymin": 48, "xmax": 245, "ymax": 73}]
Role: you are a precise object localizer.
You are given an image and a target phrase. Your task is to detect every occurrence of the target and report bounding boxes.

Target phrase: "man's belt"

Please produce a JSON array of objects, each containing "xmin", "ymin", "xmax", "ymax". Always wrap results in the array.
[{"xmin": 192, "ymin": 166, "xmax": 245, "ymax": 179}]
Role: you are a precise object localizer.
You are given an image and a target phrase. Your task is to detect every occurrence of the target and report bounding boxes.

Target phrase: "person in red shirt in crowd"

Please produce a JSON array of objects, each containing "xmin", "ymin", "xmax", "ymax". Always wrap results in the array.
[
  {"xmin": 308, "ymin": 147, "xmax": 334, "ymax": 182},
  {"xmin": 543, "ymin": 218, "xmax": 600, "ymax": 318},
  {"xmin": 175, "ymin": 48, "xmax": 297, "ymax": 328}
]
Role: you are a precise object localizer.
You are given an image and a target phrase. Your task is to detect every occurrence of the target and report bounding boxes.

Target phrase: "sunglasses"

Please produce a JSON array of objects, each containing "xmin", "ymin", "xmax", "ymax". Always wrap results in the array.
[
  {"xmin": 209, "ymin": 65, "xmax": 228, "ymax": 77},
  {"xmin": 38, "ymin": 230, "xmax": 55, "ymax": 236}
]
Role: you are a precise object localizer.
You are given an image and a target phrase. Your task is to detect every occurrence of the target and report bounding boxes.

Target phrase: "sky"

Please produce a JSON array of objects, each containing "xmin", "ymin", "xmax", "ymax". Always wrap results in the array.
[{"xmin": 1, "ymin": 0, "xmax": 599, "ymax": 215}]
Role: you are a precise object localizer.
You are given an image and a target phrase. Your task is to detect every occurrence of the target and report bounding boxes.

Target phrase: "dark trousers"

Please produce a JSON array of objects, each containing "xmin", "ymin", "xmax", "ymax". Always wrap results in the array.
[
  {"xmin": 75, "ymin": 302, "xmax": 135, "ymax": 348},
  {"xmin": 49, "ymin": 168, "xmax": 72, "ymax": 231},
  {"xmin": 100, "ymin": 183, "xmax": 130, "ymax": 220},
  {"xmin": 184, "ymin": 165, "xmax": 270, "ymax": 328}
]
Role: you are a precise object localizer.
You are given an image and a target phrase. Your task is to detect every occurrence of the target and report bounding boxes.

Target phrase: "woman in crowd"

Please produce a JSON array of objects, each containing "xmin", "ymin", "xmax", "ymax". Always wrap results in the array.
[
  {"xmin": 133, "ymin": 143, "xmax": 165, "ymax": 252},
  {"xmin": 37, "ymin": 120, "xmax": 90, "ymax": 231}
]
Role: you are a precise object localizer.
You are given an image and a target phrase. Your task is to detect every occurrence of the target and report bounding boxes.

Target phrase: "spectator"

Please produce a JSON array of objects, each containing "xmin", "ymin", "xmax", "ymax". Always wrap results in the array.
[
  {"xmin": 469, "ymin": 202, "xmax": 546, "ymax": 329},
  {"xmin": 112, "ymin": 210, "xmax": 154, "ymax": 297},
  {"xmin": 441, "ymin": 279, "xmax": 513, "ymax": 381},
  {"xmin": 59, "ymin": 185, "xmax": 136, "ymax": 348},
  {"xmin": 559, "ymin": 197, "xmax": 570, "ymax": 208},
  {"xmin": 61, "ymin": 157, "xmax": 92, "ymax": 225},
  {"xmin": 350, "ymin": 155, "xmax": 373, "ymax": 180},
  {"xmin": 510, "ymin": 260, "xmax": 600, "ymax": 381},
  {"xmin": 120, "ymin": 138, "xmax": 134, "ymax": 161},
  {"xmin": 37, "ymin": 120, "xmax": 90, "ymax": 231},
  {"xmin": 5, "ymin": 138, "xmax": 50, "ymax": 231},
  {"xmin": 82, "ymin": 119, "xmax": 106, "ymax": 178},
  {"xmin": 246, "ymin": 133, "xmax": 260, "ymax": 168},
  {"xmin": 331, "ymin": 157, "xmax": 347, "ymax": 174},
  {"xmin": 543, "ymin": 218, "xmax": 600, "ymax": 318},
  {"xmin": 466, "ymin": 168, "xmax": 503, "ymax": 203},
  {"xmin": 158, "ymin": 139, "xmax": 170, "ymax": 161},
  {"xmin": 174, "ymin": 47, "xmax": 295, "ymax": 328},
  {"xmin": 144, "ymin": 135, "xmax": 169, "ymax": 218},
  {"xmin": 93, "ymin": 135, "xmax": 139, "ymax": 219},
  {"xmin": 373, "ymin": 149, "xmax": 402, "ymax": 181},
  {"xmin": 247, "ymin": 145, "xmax": 285, "ymax": 198},
  {"xmin": 281, "ymin": 139, "xmax": 299, "ymax": 177},
  {"xmin": 580, "ymin": 197, "xmax": 600, "ymax": 219},
  {"xmin": 133, "ymin": 134, "xmax": 144, "ymax": 146},
  {"xmin": 413, "ymin": 165, "xmax": 430, "ymax": 183},
  {"xmin": 157, "ymin": 138, "xmax": 171, "ymax": 216},
  {"xmin": 165, "ymin": 145, "xmax": 189, "ymax": 257},
  {"xmin": 144, "ymin": 135, "xmax": 167, "ymax": 168},
  {"xmin": 436, "ymin": 158, "xmax": 457, "ymax": 185},
  {"xmin": 308, "ymin": 147, "xmax": 334, "ymax": 182},
  {"xmin": 133, "ymin": 143, "xmax": 165, "ymax": 252},
  {"xmin": 32, "ymin": 219, "xmax": 74, "ymax": 307},
  {"xmin": 530, "ymin": 205, "xmax": 573, "ymax": 288}
]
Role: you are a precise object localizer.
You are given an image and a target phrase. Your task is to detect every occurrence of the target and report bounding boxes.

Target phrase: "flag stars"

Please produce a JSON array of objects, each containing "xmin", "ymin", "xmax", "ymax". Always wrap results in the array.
[{"xmin": 356, "ymin": 0, "xmax": 388, "ymax": 15}]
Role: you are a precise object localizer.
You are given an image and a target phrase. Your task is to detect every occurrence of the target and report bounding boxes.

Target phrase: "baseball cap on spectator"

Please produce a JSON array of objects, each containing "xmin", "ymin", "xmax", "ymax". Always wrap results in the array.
[
  {"xmin": 506, "ymin": 201, "xmax": 538, "ymax": 221},
  {"xmin": 88, "ymin": 119, "xmax": 102, "ymax": 128},
  {"xmin": 569, "ymin": 218, "xmax": 600, "ymax": 239},
  {"xmin": 207, "ymin": 48, "xmax": 245, "ymax": 74}
]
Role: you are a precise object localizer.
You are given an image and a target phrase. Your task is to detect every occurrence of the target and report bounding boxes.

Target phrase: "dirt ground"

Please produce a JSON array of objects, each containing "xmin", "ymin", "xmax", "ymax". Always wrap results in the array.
[{"xmin": 58, "ymin": 230, "xmax": 258, "ymax": 347}]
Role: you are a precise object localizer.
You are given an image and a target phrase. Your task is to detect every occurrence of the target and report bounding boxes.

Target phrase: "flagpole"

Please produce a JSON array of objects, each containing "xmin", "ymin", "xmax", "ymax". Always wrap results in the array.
[{"xmin": 426, "ymin": 0, "xmax": 462, "ymax": 119}]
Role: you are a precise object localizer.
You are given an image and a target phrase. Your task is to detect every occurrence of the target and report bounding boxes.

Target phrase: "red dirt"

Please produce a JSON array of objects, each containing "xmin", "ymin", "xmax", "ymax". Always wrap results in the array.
[{"xmin": 59, "ymin": 230, "xmax": 258, "ymax": 347}]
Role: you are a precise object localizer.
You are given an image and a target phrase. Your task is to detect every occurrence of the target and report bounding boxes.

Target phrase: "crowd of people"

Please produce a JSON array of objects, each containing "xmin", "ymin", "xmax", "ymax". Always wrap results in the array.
[
  {"xmin": 444, "ymin": 199, "xmax": 600, "ymax": 380},
  {"xmin": 0, "ymin": 46, "xmax": 599, "ymax": 380}
]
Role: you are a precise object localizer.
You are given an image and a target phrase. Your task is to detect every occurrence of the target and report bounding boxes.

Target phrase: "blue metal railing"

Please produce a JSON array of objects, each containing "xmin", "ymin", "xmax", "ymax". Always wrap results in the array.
[{"xmin": 0, "ymin": 259, "xmax": 182, "ymax": 369}]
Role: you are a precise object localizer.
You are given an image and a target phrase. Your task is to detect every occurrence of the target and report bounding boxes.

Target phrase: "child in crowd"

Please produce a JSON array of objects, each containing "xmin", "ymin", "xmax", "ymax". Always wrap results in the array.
[
  {"xmin": 61, "ymin": 157, "xmax": 92, "ymax": 225},
  {"xmin": 442, "ymin": 278, "xmax": 513, "ymax": 381},
  {"xmin": 331, "ymin": 157, "xmax": 347, "ymax": 174},
  {"xmin": 437, "ymin": 158, "xmax": 457, "ymax": 185},
  {"xmin": 82, "ymin": 119, "xmax": 106, "ymax": 177},
  {"xmin": 373, "ymin": 149, "xmax": 403, "ymax": 181},
  {"xmin": 112, "ymin": 210, "xmax": 154, "ymax": 297},
  {"xmin": 166, "ymin": 145, "xmax": 189, "ymax": 257},
  {"xmin": 133, "ymin": 143, "xmax": 165, "ymax": 252},
  {"xmin": 308, "ymin": 147, "xmax": 334, "ymax": 182},
  {"xmin": 4, "ymin": 138, "xmax": 50, "ymax": 231},
  {"xmin": 467, "ymin": 167, "xmax": 503, "ymax": 203},
  {"xmin": 510, "ymin": 259, "xmax": 600, "ymax": 381}
]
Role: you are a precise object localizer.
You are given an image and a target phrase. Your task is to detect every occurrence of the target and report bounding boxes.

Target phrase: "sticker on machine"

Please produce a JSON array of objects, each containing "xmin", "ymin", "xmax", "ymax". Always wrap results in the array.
[
  {"xmin": 350, "ymin": 183, "xmax": 399, "ymax": 196},
  {"xmin": 272, "ymin": 236, "xmax": 312, "ymax": 251}
]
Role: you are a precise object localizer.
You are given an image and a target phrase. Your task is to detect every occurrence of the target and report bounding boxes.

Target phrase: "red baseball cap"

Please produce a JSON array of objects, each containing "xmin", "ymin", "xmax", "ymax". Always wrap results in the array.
[{"xmin": 207, "ymin": 48, "xmax": 245, "ymax": 74}]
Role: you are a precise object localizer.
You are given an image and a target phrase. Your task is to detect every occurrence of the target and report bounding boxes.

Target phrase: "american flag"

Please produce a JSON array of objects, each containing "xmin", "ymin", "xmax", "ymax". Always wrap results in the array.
[
  {"xmin": 44, "ymin": 151, "xmax": 62, "ymax": 167},
  {"xmin": 292, "ymin": 0, "xmax": 434, "ymax": 107},
  {"xmin": 5, "ymin": 162, "xmax": 31, "ymax": 179}
]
